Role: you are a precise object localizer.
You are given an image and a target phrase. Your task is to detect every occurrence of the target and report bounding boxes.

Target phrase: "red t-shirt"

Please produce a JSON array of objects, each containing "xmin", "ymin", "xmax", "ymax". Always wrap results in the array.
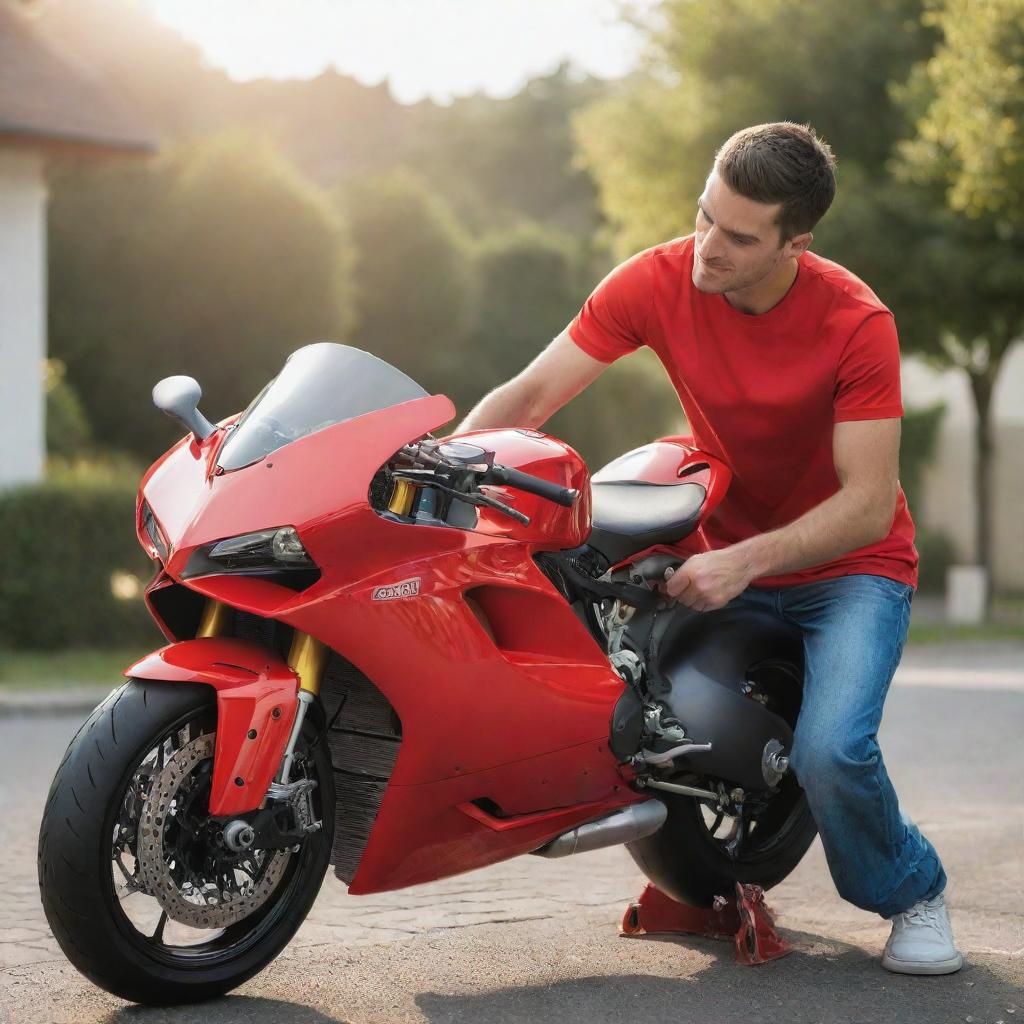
[{"xmin": 568, "ymin": 235, "xmax": 918, "ymax": 589}]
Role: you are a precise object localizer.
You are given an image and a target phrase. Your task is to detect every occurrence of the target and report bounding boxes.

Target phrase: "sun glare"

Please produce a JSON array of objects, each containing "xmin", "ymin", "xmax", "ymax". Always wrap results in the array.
[{"xmin": 147, "ymin": 0, "xmax": 656, "ymax": 104}]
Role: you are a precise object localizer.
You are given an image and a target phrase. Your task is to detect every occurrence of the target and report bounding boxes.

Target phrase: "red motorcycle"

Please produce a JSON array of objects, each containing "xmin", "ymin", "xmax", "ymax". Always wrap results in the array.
[{"xmin": 38, "ymin": 342, "xmax": 814, "ymax": 1004}]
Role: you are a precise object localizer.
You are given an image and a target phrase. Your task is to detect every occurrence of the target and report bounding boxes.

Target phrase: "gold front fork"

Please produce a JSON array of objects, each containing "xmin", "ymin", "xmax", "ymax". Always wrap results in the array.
[
  {"xmin": 388, "ymin": 478, "xmax": 416, "ymax": 516},
  {"xmin": 197, "ymin": 599, "xmax": 230, "ymax": 638},
  {"xmin": 287, "ymin": 630, "xmax": 328, "ymax": 697},
  {"xmin": 198, "ymin": 599, "xmax": 326, "ymax": 696},
  {"xmin": 196, "ymin": 599, "xmax": 328, "ymax": 785}
]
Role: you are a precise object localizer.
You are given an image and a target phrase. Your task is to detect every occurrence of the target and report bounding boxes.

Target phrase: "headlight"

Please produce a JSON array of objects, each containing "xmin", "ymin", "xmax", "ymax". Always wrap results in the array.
[
  {"xmin": 182, "ymin": 525, "xmax": 316, "ymax": 579},
  {"xmin": 141, "ymin": 501, "xmax": 168, "ymax": 560}
]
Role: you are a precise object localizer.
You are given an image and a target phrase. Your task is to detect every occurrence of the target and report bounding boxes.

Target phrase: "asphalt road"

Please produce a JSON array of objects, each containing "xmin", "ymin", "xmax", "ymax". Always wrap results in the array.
[{"xmin": 1, "ymin": 641, "xmax": 1022, "ymax": 1024}]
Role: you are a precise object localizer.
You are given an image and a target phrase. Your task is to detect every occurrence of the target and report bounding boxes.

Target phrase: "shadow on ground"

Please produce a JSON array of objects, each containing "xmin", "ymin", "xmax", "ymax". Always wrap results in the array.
[
  {"xmin": 84, "ymin": 929, "xmax": 1023, "ymax": 1024},
  {"xmin": 106, "ymin": 996, "xmax": 349, "ymax": 1024},
  {"xmin": 415, "ymin": 930, "xmax": 1022, "ymax": 1024}
]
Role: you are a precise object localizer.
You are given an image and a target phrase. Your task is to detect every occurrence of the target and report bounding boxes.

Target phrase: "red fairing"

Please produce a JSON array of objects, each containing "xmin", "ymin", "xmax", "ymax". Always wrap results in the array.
[
  {"xmin": 124, "ymin": 638, "xmax": 298, "ymax": 816},
  {"xmin": 132, "ymin": 349, "xmax": 728, "ymax": 893},
  {"xmin": 454, "ymin": 427, "xmax": 591, "ymax": 549}
]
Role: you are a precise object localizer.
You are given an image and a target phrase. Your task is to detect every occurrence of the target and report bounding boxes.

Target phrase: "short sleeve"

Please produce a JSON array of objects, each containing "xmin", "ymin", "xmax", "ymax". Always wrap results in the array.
[
  {"xmin": 833, "ymin": 312, "xmax": 905, "ymax": 422},
  {"xmin": 567, "ymin": 250, "xmax": 654, "ymax": 363}
]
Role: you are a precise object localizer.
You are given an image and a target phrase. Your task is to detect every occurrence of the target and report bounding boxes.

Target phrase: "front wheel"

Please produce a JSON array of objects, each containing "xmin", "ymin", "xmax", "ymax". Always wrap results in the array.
[{"xmin": 38, "ymin": 679, "xmax": 335, "ymax": 1005}]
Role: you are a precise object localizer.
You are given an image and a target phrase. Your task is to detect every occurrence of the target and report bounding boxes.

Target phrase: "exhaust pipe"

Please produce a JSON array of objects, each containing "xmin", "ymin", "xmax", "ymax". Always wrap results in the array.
[{"xmin": 531, "ymin": 799, "xmax": 667, "ymax": 858}]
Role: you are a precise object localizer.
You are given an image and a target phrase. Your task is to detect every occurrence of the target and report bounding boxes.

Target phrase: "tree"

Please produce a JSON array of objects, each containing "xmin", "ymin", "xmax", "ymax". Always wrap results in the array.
[
  {"xmin": 469, "ymin": 224, "xmax": 581, "ymax": 387},
  {"xmin": 337, "ymin": 168, "xmax": 472, "ymax": 402},
  {"xmin": 887, "ymin": 0, "xmax": 1024, "ymax": 603},
  {"xmin": 574, "ymin": 0, "xmax": 934, "ymax": 257},
  {"xmin": 465, "ymin": 223, "xmax": 683, "ymax": 466},
  {"xmin": 410, "ymin": 64, "xmax": 609, "ymax": 236},
  {"xmin": 573, "ymin": 0, "xmax": 1024, "ymax": 604},
  {"xmin": 49, "ymin": 133, "xmax": 353, "ymax": 460},
  {"xmin": 898, "ymin": 0, "xmax": 1024, "ymax": 221}
]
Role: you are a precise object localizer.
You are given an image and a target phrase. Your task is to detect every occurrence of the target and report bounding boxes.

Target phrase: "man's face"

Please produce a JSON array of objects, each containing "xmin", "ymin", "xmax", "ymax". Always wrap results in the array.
[{"xmin": 692, "ymin": 170, "xmax": 807, "ymax": 295}]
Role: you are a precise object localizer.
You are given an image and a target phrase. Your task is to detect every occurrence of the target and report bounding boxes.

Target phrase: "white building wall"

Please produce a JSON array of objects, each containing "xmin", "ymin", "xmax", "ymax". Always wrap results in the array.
[
  {"xmin": 0, "ymin": 148, "xmax": 47, "ymax": 489},
  {"xmin": 902, "ymin": 343, "xmax": 1024, "ymax": 591}
]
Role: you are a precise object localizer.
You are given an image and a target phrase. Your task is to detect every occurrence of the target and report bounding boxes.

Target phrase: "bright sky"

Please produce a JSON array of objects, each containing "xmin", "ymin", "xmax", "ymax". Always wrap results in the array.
[{"xmin": 147, "ymin": 0, "xmax": 655, "ymax": 104}]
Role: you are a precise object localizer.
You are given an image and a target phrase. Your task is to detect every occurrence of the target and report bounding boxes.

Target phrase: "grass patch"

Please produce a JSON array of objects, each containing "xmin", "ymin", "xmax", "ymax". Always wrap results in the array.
[
  {"xmin": 0, "ymin": 647, "xmax": 148, "ymax": 689},
  {"xmin": 2, "ymin": 613, "xmax": 1022, "ymax": 692},
  {"xmin": 907, "ymin": 622, "xmax": 1024, "ymax": 645}
]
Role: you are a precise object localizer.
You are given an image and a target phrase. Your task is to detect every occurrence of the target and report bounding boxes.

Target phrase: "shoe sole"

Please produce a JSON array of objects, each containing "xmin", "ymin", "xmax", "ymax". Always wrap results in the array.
[{"xmin": 881, "ymin": 950, "xmax": 964, "ymax": 975}]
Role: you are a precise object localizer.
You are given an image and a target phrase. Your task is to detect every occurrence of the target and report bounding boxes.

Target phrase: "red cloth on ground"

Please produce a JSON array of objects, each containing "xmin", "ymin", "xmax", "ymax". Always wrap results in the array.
[{"xmin": 568, "ymin": 235, "xmax": 918, "ymax": 589}]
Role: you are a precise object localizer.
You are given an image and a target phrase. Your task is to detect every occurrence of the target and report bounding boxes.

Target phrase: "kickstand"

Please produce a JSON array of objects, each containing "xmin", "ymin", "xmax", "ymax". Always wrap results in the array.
[{"xmin": 621, "ymin": 882, "xmax": 793, "ymax": 965}]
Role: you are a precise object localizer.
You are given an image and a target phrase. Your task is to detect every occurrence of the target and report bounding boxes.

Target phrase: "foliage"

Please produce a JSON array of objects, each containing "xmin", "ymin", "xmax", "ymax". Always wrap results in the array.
[
  {"xmin": 914, "ymin": 527, "xmax": 958, "ymax": 593},
  {"xmin": 0, "ymin": 475, "xmax": 158, "ymax": 650},
  {"xmin": 411, "ymin": 64, "xmax": 608, "ymax": 235},
  {"xmin": 338, "ymin": 168, "xmax": 472, "ymax": 403},
  {"xmin": 574, "ymin": 0, "xmax": 934, "ymax": 256},
  {"xmin": 462, "ymin": 223, "xmax": 683, "ymax": 466},
  {"xmin": 45, "ymin": 452, "xmax": 146, "ymax": 488},
  {"xmin": 44, "ymin": 359, "xmax": 91, "ymax": 459},
  {"xmin": 889, "ymin": 370, "xmax": 952, "ymax": 601},
  {"xmin": 899, "ymin": 401, "xmax": 946, "ymax": 517},
  {"xmin": 575, "ymin": 0, "xmax": 1023, "ymax": 602},
  {"xmin": 889, "ymin": 0, "xmax": 1024, "ymax": 588},
  {"xmin": 467, "ymin": 224, "xmax": 581, "ymax": 387},
  {"xmin": 48, "ymin": 132, "xmax": 354, "ymax": 463},
  {"xmin": 0, "ymin": 647, "xmax": 147, "ymax": 689},
  {"xmin": 40, "ymin": 3, "xmax": 605, "ymax": 235},
  {"xmin": 897, "ymin": 0, "xmax": 1024, "ymax": 221}
]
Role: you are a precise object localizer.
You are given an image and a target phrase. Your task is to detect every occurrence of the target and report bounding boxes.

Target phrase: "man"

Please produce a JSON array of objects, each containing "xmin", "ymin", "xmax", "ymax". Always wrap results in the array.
[{"xmin": 455, "ymin": 122, "xmax": 961, "ymax": 975}]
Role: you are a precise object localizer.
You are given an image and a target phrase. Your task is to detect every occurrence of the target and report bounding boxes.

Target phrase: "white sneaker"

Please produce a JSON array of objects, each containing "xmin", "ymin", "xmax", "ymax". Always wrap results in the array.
[{"xmin": 881, "ymin": 892, "xmax": 964, "ymax": 975}]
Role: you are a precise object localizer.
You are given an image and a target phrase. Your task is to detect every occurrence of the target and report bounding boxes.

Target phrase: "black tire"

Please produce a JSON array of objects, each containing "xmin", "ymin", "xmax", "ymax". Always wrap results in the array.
[
  {"xmin": 626, "ymin": 774, "xmax": 817, "ymax": 906},
  {"xmin": 627, "ymin": 657, "xmax": 817, "ymax": 906},
  {"xmin": 37, "ymin": 679, "xmax": 335, "ymax": 1005}
]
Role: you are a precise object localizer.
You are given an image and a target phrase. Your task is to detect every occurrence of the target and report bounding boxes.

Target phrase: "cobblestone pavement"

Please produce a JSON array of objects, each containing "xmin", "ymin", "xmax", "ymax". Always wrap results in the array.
[{"xmin": 2, "ymin": 642, "xmax": 1022, "ymax": 1020}]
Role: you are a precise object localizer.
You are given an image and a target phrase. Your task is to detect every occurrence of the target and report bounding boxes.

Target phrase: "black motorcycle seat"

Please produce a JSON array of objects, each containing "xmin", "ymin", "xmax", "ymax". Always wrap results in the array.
[{"xmin": 587, "ymin": 480, "xmax": 706, "ymax": 564}]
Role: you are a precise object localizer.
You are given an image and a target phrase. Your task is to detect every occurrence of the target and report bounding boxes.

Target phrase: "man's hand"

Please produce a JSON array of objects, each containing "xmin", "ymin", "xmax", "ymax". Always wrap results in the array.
[{"xmin": 662, "ymin": 546, "xmax": 759, "ymax": 612}]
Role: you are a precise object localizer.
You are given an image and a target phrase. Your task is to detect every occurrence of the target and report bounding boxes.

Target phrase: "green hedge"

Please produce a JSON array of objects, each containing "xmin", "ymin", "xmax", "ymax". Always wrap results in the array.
[
  {"xmin": 915, "ymin": 527, "xmax": 958, "ymax": 595},
  {"xmin": 0, "ymin": 476, "xmax": 160, "ymax": 650}
]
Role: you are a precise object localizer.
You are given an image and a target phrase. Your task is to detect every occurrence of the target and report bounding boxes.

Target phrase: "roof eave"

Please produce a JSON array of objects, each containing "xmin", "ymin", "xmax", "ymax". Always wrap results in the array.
[{"xmin": 0, "ymin": 124, "xmax": 157, "ymax": 159}]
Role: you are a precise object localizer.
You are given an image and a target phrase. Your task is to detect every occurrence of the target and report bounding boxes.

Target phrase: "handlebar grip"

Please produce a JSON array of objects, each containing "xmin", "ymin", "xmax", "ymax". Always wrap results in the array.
[{"xmin": 485, "ymin": 465, "xmax": 578, "ymax": 507}]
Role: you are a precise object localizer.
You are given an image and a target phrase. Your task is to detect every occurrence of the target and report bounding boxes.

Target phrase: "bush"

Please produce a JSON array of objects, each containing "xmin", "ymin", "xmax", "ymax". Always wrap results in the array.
[
  {"xmin": 0, "ymin": 473, "xmax": 160, "ymax": 650},
  {"xmin": 915, "ymin": 527, "xmax": 957, "ymax": 594},
  {"xmin": 49, "ymin": 132, "xmax": 354, "ymax": 462},
  {"xmin": 44, "ymin": 359, "xmax": 92, "ymax": 459},
  {"xmin": 900, "ymin": 401, "xmax": 946, "ymax": 517},
  {"xmin": 338, "ymin": 168, "xmax": 471, "ymax": 400}
]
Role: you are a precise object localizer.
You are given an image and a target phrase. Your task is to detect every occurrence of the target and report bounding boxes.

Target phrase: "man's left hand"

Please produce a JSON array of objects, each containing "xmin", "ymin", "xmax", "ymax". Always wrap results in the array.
[{"xmin": 662, "ymin": 546, "xmax": 759, "ymax": 612}]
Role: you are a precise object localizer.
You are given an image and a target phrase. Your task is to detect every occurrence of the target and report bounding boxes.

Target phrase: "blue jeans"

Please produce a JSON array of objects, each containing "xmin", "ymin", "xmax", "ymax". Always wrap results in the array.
[{"xmin": 726, "ymin": 573, "xmax": 947, "ymax": 919}]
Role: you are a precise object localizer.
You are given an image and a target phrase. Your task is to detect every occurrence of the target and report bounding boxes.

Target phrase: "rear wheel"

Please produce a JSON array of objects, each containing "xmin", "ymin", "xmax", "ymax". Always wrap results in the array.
[
  {"xmin": 38, "ymin": 679, "xmax": 334, "ymax": 1005},
  {"xmin": 626, "ymin": 657, "xmax": 816, "ymax": 906}
]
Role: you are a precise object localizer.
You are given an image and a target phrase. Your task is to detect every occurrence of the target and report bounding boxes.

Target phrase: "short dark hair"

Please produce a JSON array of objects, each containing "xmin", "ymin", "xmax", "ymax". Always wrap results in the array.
[{"xmin": 715, "ymin": 122, "xmax": 837, "ymax": 242}]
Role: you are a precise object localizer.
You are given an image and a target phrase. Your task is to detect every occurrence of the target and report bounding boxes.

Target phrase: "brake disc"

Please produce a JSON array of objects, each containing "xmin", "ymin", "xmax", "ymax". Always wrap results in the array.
[{"xmin": 136, "ymin": 733, "xmax": 291, "ymax": 929}]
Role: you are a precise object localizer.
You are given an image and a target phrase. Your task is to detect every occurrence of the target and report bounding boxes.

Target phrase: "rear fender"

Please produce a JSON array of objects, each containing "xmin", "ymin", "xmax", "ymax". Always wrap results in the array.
[{"xmin": 125, "ymin": 637, "xmax": 299, "ymax": 815}]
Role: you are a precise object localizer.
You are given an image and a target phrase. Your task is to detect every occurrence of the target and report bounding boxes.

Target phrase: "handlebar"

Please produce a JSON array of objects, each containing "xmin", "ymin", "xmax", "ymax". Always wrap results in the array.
[{"xmin": 483, "ymin": 464, "xmax": 578, "ymax": 508}]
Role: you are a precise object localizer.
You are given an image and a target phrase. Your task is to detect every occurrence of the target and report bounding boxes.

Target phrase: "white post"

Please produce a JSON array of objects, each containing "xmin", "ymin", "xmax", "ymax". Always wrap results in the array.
[
  {"xmin": 946, "ymin": 564, "xmax": 988, "ymax": 625},
  {"xmin": 0, "ymin": 148, "xmax": 48, "ymax": 489}
]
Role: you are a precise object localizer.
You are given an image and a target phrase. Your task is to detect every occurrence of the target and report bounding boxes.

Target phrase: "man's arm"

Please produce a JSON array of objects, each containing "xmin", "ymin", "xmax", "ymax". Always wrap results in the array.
[
  {"xmin": 665, "ymin": 417, "xmax": 902, "ymax": 610},
  {"xmin": 453, "ymin": 328, "xmax": 611, "ymax": 434}
]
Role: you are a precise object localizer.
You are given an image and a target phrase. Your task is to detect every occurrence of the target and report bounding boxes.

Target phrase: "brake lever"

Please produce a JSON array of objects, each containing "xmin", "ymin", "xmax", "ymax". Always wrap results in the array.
[{"xmin": 477, "ymin": 492, "xmax": 531, "ymax": 526}]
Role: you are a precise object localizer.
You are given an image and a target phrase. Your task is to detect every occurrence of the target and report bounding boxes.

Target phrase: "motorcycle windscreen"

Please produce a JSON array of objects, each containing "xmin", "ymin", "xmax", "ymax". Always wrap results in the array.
[{"xmin": 217, "ymin": 342, "xmax": 429, "ymax": 471}]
